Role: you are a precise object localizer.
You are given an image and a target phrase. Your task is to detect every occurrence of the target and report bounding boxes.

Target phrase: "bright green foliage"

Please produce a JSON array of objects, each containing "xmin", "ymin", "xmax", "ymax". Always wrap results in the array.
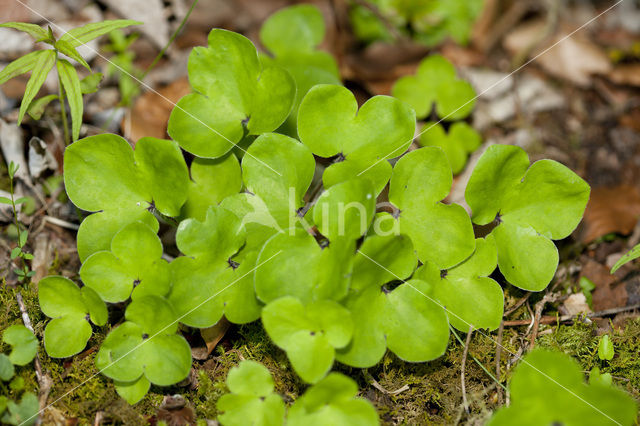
[
  {"xmin": 168, "ymin": 29, "xmax": 295, "ymax": 158},
  {"xmin": 465, "ymin": 145, "xmax": 590, "ymax": 291},
  {"xmin": 80, "ymin": 222, "xmax": 170, "ymax": 302},
  {"xmin": 95, "ymin": 296, "xmax": 191, "ymax": 402},
  {"xmin": 298, "ymin": 84, "xmax": 415, "ymax": 194},
  {"xmin": 64, "ymin": 134, "xmax": 189, "ymax": 260},
  {"xmin": 418, "ymin": 122, "xmax": 481, "ymax": 174},
  {"xmin": 349, "ymin": 0, "xmax": 483, "ymax": 47},
  {"xmin": 598, "ymin": 335, "xmax": 614, "ymax": 361},
  {"xmin": 392, "ymin": 55, "xmax": 476, "ymax": 120},
  {"xmin": 2, "ymin": 325, "xmax": 37, "ymax": 366},
  {"xmin": 218, "ymin": 361, "xmax": 285, "ymax": 426},
  {"xmin": 389, "ymin": 147, "xmax": 475, "ymax": 269},
  {"xmin": 0, "ymin": 20, "xmax": 139, "ymax": 142},
  {"xmin": 0, "ymin": 354, "xmax": 14, "ymax": 381},
  {"xmin": 259, "ymin": 4, "xmax": 341, "ymax": 136},
  {"xmin": 288, "ymin": 373, "xmax": 379, "ymax": 425},
  {"xmin": 262, "ymin": 297, "xmax": 353, "ymax": 383},
  {"xmin": 611, "ymin": 243, "xmax": 640, "ymax": 273},
  {"xmin": 0, "ymin": 392, "xmax": 38, "ymax": 426},
  {"xmin": 414, "ymin": 236, "xmax": 503, "ymax": 331},
  {"xmin": 488, "ymin": 349, "xmax": 638, "ymax": 426},
  {"xmin": 38, "ymin": 276, "xmax": 107, "ymax": 358}
]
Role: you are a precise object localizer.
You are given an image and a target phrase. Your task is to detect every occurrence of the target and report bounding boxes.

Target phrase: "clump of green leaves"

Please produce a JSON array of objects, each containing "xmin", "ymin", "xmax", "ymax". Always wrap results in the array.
[
  {"xmin": 0, "ymin": 325, "xmax": 39, "ymax": 426},
  {"xmin": 488, "ymin": 349, "xmax": 637, "ymax": 425},
  {"xmin": 217, "ymin": 360, "xmax": 378, "ymax": 426},
  {"xmin": 349, "ymin": 0, "xmax": 484, "ymax": 47},
  {"xmin": 0, "ymin": 162, "xmax": 34, "ymax": 282},
  {"xmin": 0, "ymin": 20, "xmax": 139, "ymax": 144}
]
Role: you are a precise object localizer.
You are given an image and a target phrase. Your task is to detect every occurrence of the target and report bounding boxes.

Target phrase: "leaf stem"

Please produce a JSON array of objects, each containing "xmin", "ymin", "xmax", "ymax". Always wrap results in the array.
[
  {"xmin": 57, "ymin": 62, "xmax": 70, "ymax": 146},
  {"xmin": 9, "ymin": 173, "xmax": 30, "ymax": 281}
]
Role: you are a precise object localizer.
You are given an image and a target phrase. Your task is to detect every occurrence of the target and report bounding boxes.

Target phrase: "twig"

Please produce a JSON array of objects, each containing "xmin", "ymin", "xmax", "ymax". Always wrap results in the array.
[
  {"xmin": 461, "ymin": 325, "xmax": 473, "ymax": 414},
  {"xmin": 503, "ymin": 303, "xmax": 640, "ymax": 326},
  {"xmin": 43, "ymin": 215, "xmax": 79, "ymax": 230},
  {"xmin": 495, "ymin": 321, "xmax": 504, "ymax": 404},
  {"xmin": 503, "ymin": 293, "xmax": 532, "ymax": 317},
  {"xmin": 16, "ymin": 292, "xmax": 53, "ymax": 421},
  {"xmin": 529, "ymin": 294, "xmax": 554, "ymax": 348},
  {"xmin": 362, "ymin": 370, "xmax": 410, "ymax": 395}
]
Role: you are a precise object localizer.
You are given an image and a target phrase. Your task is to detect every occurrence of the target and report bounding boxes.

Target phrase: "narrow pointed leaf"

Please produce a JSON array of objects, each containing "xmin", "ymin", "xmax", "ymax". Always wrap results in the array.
[
  {"xmin": 18, "ymin": 49, "xmax": 56, "ymax": 124},
  {"xmin": 0, "ymin": 51, "xmax": 40, "ymax": 86},
  {"xmin": 59, "ymin": 20, "xmax": 142, "ymax": 47},
  {"xmin": 57, "ymin": 59, "xmax": 83, "ymax": 141},
  {"xmin": 0, "ymin": 22, "xmax": 48, "ymax": 40},
  {"xmin": 54, "ymin": 39, "xmax": 90, "ymax": 70}
]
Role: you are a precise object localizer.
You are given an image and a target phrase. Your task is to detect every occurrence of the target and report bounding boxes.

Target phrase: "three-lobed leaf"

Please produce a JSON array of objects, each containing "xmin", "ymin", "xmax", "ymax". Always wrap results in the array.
[{"xmin": 418, "ymin": 121, "xmax": 481, "ymax": 174}]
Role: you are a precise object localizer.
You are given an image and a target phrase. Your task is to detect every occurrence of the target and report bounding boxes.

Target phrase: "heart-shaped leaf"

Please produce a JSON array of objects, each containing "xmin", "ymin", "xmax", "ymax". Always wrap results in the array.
[
  {"xmin": 465, "ymin": 144, "xmax": 590, "ymax": 291},
  {"xmin": 288, "ymin": 373, "xmax": 379, "ymax": 426},
  {"xmin": 2, "ymin": 325, "xmax": 37, "ymax": 366},
  {"xmin": 392, "ymin": 54, "xmax": 476, "ymax": 120},
  {"xmin": 389, "ymin": 147, "xmax": 475, "ymax": 269},
  {"xmin": 168, "ymin": 29, "xmax": 295, "ymax": 158},
  {"xmin": 217, "ymin": 361, "xmax": 286, "ymax": 426},
  {"xmin": 488, "ymin": 349, "xmax": 637, "ymax": 426},
  {"xmin": 38, "ymin": 276, "xmax": 107, "ymax": 358},
  {"xmin": 262, "ymin": 296, "xmax": 353, "ymax": 383},
  {"xmin": 65, "ymin": 134, "xmax": 189, "ymax": 260},
  {"xmin": 114, "ymin": 375, "xmax": 150, "ymax": 405},
  {"xmin": 418, "ymin": 122, "xmax": 481, "ymax": 174},
  {"xmin": 298, "ymin": 84, "xmax": 415, "ymax": 194},
  {"xmin": 95, "ymin": 296, "xmax": 191, "ymax": 388},
  {"xmin": 415, "ymin": 236, "xmax": 503, "ymax": 331},
  {"xmin": 0, "ymin": 354, "xmax": 14, "ymax": 381},
  {"xmin": 80, "ymin": 221, "xmax": 170, "ymax": 303}
]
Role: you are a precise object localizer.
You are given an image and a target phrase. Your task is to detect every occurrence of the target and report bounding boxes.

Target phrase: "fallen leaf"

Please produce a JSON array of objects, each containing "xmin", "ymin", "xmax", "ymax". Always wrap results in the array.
[
  {"xmin": 582, "ymin": 259, "xmax": 627, "ymax": 312},
  {"xmin": 580, "ymin": 185, "xmax": 640, "ymax": 243},
  {"xmin": 123, "ymin": 77, "xmax": 190, "ymax": 142},
  {"xmin": 561, "ymin": 293, "xmax": 591, "ymax": 316},
  {"xmin": 608, "ymin": 64, "xmax": 640, "ymax": 87}
]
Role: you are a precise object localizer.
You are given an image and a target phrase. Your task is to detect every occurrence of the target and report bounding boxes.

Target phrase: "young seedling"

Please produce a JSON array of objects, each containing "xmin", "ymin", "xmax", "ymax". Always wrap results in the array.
[
  {"xmin": 259, "ymin": 4, "xmax": 341, "ymax": 136},
  {"xmin": 0, "ymin": 20, "xmax": 140, "ymax": 143},
  {"xmin": 611, "ymin": 243, "xmax": 640, "ymax": 273},
  {"xmin": 465, "ymin": 144, "xmax": 590, "ymax": 291},
  {"xmin": 167, "ymin": 29, "xmax": 295, "ymax": 158},
  {"xmin": 488, "ymin": 349, "xmax": 637, "ymax": 425},
  {"xmin": 0, "ymin": 162, "xmax": 34, "ymax": 282},
  {"xmin": 38, "ymin": 276, "xmax": 107, "ymax": 358},
  {"xmin": 392, "ymin": 54, "xmax": 476, "ymax": 120},
  {"xmin": 418, "ymin": 121, "xmax": 481, "ymax": 174}
]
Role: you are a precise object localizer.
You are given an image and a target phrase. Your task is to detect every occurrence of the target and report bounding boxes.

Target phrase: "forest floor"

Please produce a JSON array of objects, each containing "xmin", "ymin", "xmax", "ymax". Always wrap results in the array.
[{"xmin": 1, "ymin": 0, "xmax": 640, "ymax": 424}]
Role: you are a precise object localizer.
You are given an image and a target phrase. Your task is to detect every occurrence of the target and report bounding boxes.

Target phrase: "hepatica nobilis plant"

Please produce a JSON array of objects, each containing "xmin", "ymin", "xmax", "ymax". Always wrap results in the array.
[{"xmin": 37, "ymin": 4, "xmax": 593, "ymax": 407}]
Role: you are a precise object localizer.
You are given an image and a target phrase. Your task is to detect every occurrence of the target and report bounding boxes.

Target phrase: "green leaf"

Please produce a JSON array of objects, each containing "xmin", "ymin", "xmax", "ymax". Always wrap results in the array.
[
  {"xmin": 80, "ymin": 221, "xmax": 170, "ymax": 303},
  {"xmin": 298, "ymin": 84, "xmax": 415, "ymax": 194},
  {"xmin": 38, "ymin": 276, "xmax": 106, "ymax": 357},
  {"xmin": 0, "ymin": 354, "xmax": 15, "ymax": 381},
  {"xmin": 114, "ymin": 375, "xmax": 150, "ymax": 405},
  {"xmin": 64, "ymin": 134, "xmax": 189, "ymax": 260},
  {"xmin": 262, "ymin": 297, "xmax": 352, "ymax": 383},
  {"xmin": 255, "ymin": 228, "xmax": 321, "ymax": 304},
  {"xmin": 79, "ymin": 72, "xmax": 102, "ymax": 94},
  {"xmin": 14, "ymin": 197, "xmax": 29, "ymax": 205},
  {"xmin": 418, "ymin": 122, "xmax": 481, "ymax": 174},
  {"xmin": 243, "ymin": 133, "xmax": 315, "ymax": 214},
  {"xmin": 226, "ymin": 360, "xmax": 275, "ymax": 397},
  {"xmin": 0, "ymin": 51, "xmax": 41, "ymax": 86},
  {"xmin": 18, "ymin": 49, "xmax": 56, "ymax": 124},
  {"xmin": 611, "ymin": 243, "xmax": 640, "ymax": 273},
  {"xmin": 181, "ymin": 154, "xmax": 242, "ymax": 221},
  {"xmin": 18, "ymin": 230, "xmax": 28, "ymax": 247},
  {"xmin": 54, "ymin": 39, "xmax": 90, "ymax": 70},
  {"xmin": 10, "ymin": 247, "xmax": 21, "ymax": 259},
  {"xmin": 2, "ymin": 392, "xmax": 38, "ymax": 426},
  {"xmin": 415, "ymin": 236, "xmax": 503, "ymax": 331},
  {"xmin": 0, "ymin": 22, "xmax": 48, "ymax": 40},
  {"xmin": 288, "ymin": 373, "xmax": 379, "ymax": 426},
  {"xmin": 27, "ymin": 94, "xmax": 58, "ymax": 120},
  {"xmin": 59, "ymin": 20, "xmax": 142, "ymax": 47},
  {"xmin": 311, "ymin": 178, "xmax": 376, "ymax": 240},
  {"xmin": 57, "ymin": 59, "xmax": 83, "ymax": 141},
  {"xmin": 392, "ymin": 54, "xmax": 476, "ymax": 120},
  {"xmin": 487, "ymin": 349, "xmax": 637, "ymax": 426},
  {"xmin": 218, "ymin": 363, "xmax": 286, "ymax": 426},
  {"xmin": 168, "ymin": 29, "xmax": 295, "ymax": 158},
  {"xmin": 3, "ymin": 324, "xmax": 38, "ymax": 366},
  {"xmin": 598, "ymin": 335, "xmax": 614, "ymax": 361},
  {"xmin": 389, "ymin": 147, "xmax": 475, "ymax": 268},
  {"xmin": 95, "ymin": 297, "xmax": 191, "ymax": 387},
  {"xmin": 465, "ymin": 145, "xmax": 590, "ymax": 290},
  {"xmin": 0, "ymin": 196, "xmax": 11, "ymax": 204},
  {"xmin": 260, "ymin": 4, "xmax": 325, "ymax": 56}
]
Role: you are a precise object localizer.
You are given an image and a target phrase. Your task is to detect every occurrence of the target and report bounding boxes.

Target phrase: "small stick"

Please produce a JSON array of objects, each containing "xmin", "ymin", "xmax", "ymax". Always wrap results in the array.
[
  {"xmin": 363, "ymin": 370, "xmax": 410, "ymax": 395},
  {"xmin": 461, "ymin": 325, "xmax": 473, "ymax": 414},
  {"xmin": 503, "ymin": 293, "xmax": 532, "ymax": 317},
  {"xmin": 503, "ymin": 304, "xmax": 640, "ymax": 327},
  {"xmin": 529, "ymin": 294, "xmax": 553, "ymax": 348},
  {"xmin": 495, "ymin": 321, "xmax": 504, "ymax": 404},
  {"xmin": 16, "ymin": 292, "xmax": 53, "ymax": 420},
  {"xmin": 43, "ymin": 215, "xmax": 79, "ymax": 230}
]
